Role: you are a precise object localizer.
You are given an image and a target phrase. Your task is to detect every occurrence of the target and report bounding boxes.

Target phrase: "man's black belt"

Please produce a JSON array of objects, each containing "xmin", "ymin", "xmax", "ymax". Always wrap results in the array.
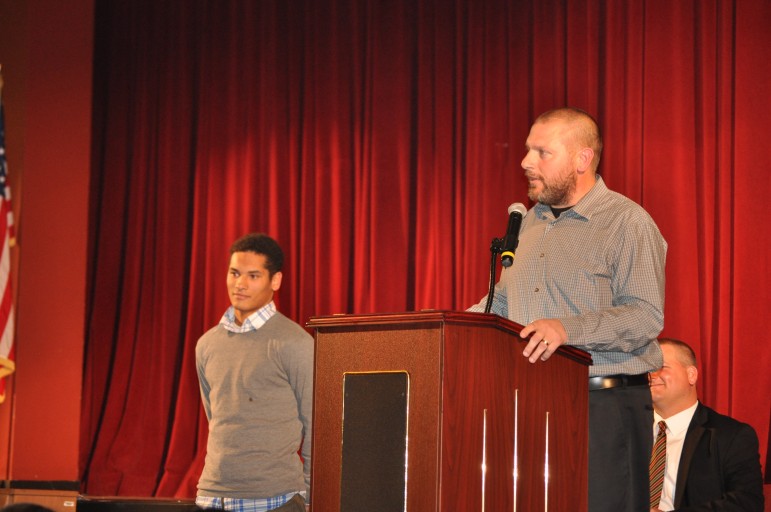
[{"xmin": 588, "ymin": 373, "xmax": 650, "ymax": 391}]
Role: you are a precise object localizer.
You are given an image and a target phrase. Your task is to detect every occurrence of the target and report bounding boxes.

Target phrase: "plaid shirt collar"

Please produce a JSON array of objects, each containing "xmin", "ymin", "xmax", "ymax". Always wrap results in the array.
[
  {"xmin": 219, "ymin": 301, "xmax": 277, "ymax": 333},
  {"xmin": 534, "ymin": 174, "xmax": 607, "ymax": 221}
]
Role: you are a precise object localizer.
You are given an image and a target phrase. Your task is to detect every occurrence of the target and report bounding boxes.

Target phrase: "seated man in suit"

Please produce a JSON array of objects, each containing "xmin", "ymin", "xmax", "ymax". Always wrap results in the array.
[{"xmin": 648, "ymin": 338, "xmax": 764, "ymax": 511}]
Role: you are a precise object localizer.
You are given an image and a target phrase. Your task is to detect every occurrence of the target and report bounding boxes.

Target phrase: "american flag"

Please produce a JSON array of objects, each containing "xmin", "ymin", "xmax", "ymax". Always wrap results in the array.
[{"xmin": 0, "ymin": 98, "xmax": 16, "ymax": 403}]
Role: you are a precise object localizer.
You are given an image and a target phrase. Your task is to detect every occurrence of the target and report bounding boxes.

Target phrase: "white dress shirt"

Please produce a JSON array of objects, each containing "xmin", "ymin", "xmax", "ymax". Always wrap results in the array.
[{"xmin": 654, "ymin": 400, "xmax": 698, "ymax": 511}]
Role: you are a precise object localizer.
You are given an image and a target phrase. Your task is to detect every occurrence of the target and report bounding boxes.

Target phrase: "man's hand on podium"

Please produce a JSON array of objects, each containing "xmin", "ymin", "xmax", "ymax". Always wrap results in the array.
[{"xmin": 520, "ymin": 318, "xmax": 567, "ymax": 363}]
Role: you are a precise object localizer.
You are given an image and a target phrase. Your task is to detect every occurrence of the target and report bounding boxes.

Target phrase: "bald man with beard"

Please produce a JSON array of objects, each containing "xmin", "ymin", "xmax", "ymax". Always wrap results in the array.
[{"xmin": 469, "ymin": 107, "xmax": 667, "ymax": 511}]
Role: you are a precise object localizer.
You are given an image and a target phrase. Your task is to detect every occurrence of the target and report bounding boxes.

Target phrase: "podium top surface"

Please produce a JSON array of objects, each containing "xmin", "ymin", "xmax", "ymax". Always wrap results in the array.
[
  {"xmin": 308, "ymin": 310, "xmax": 518, "ymax": 330},
  {"xmin": 307, "ymin": 310, "xmax": 592, "ymax": 366}
]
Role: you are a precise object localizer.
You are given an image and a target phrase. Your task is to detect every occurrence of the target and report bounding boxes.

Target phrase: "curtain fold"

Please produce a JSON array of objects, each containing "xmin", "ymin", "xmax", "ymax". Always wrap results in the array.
[{"xmin": 82, "ymin": 0, "xmax": 771, "ymax": 497}]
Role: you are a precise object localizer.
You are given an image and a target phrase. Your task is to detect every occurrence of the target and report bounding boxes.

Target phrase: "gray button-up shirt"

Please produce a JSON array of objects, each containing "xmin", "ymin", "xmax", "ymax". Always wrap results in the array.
[{"xmin": 470, "ymin": 176, "xmax": 667, "ymax": 377}]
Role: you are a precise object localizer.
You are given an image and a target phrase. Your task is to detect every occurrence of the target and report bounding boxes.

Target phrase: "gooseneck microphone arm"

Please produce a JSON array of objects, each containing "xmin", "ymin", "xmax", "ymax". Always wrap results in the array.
[{"xmin": 484, "ymin": 237, "xmax": 504, "ymax": 313}]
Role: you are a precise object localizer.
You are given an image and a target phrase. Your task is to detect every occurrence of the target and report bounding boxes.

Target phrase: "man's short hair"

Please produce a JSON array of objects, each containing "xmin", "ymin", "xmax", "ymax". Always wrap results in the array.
[
  {"xmin": 535, "ymin": 107, "xmax": 603, "ymax": 170},
  {"xmin": 230, "ymin": 233, "xmax": 284, "ymax": 277},
  {"xmin": 658, "ymin": 337, "xmax": 698, "ymax": 367}
]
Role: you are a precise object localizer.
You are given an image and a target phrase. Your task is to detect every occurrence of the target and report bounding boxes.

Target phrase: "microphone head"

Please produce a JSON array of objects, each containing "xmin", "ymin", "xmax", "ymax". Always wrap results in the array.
[{"xmin": 508, "ymin": 202, "xmax": 527, "ymax": 216}]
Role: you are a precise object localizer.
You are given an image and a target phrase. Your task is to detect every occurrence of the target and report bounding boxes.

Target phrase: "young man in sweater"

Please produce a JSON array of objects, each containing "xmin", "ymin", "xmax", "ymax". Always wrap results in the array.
[{"xmin": 195, "ymin": 233, "xmax": 313, "ymax": 512}]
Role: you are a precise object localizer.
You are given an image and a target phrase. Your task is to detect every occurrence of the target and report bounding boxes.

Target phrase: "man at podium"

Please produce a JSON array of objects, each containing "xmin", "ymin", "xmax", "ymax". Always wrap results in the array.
[{"xmin": 469, "ymin": 107, "xmax": 667, "ymax": 512}]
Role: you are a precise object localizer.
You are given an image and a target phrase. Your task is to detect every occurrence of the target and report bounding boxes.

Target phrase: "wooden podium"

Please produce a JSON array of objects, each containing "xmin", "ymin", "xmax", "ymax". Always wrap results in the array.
[{"xmin": 307, "ymin": 311, "xmax": 591, "ymax": 511}]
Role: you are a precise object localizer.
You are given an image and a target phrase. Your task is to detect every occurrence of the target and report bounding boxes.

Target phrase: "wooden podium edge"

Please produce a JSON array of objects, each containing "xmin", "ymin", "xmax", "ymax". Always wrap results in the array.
[{"xmin": 307, "ymin": 310, "xmax": 592, "ymax": 366}]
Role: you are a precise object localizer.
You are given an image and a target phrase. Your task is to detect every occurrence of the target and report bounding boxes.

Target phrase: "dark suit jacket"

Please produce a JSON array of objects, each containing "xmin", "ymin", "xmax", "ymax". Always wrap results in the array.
[{"xmin": 672, "ymin": 402, "xmax": 764, "ymax": 511}]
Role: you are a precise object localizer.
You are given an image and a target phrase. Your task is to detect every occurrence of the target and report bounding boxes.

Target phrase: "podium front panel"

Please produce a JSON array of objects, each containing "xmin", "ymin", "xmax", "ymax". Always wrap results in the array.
[
  {"xmin": 312, "ymin": 322, "xmax": 443, "ymax": 511},
  {"xmin": 340, "ymin": 371, "xmax": 409, "ymax": 511},
  {"xmin": 309, "ymin": 312, "xmax": 589, "ymax": 512}
]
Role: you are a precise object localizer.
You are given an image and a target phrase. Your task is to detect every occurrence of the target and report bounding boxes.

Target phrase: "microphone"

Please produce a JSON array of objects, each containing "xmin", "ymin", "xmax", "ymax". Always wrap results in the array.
[{"xmin": 500, "ymin": 203, "xmax": 527, "ymax": 268}]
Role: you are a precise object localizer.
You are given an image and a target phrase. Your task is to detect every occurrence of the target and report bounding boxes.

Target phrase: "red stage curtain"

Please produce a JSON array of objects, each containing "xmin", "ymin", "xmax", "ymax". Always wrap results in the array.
[{"xmin": 80, "ymin": 0, "xmax": 771, "ymax": 497}]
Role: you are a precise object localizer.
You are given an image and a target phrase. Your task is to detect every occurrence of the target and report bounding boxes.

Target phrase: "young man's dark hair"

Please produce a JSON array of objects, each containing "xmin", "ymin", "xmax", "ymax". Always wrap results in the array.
[{"xmin": 229, "ymin": 233, "xmax": 284, "ymax": 277}]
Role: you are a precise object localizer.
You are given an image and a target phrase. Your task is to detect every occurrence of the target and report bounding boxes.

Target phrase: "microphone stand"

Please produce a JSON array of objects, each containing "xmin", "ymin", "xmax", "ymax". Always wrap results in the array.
[{"xmin": 484, "ymin": 237, "xmax": 505, "ymax": 313}]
